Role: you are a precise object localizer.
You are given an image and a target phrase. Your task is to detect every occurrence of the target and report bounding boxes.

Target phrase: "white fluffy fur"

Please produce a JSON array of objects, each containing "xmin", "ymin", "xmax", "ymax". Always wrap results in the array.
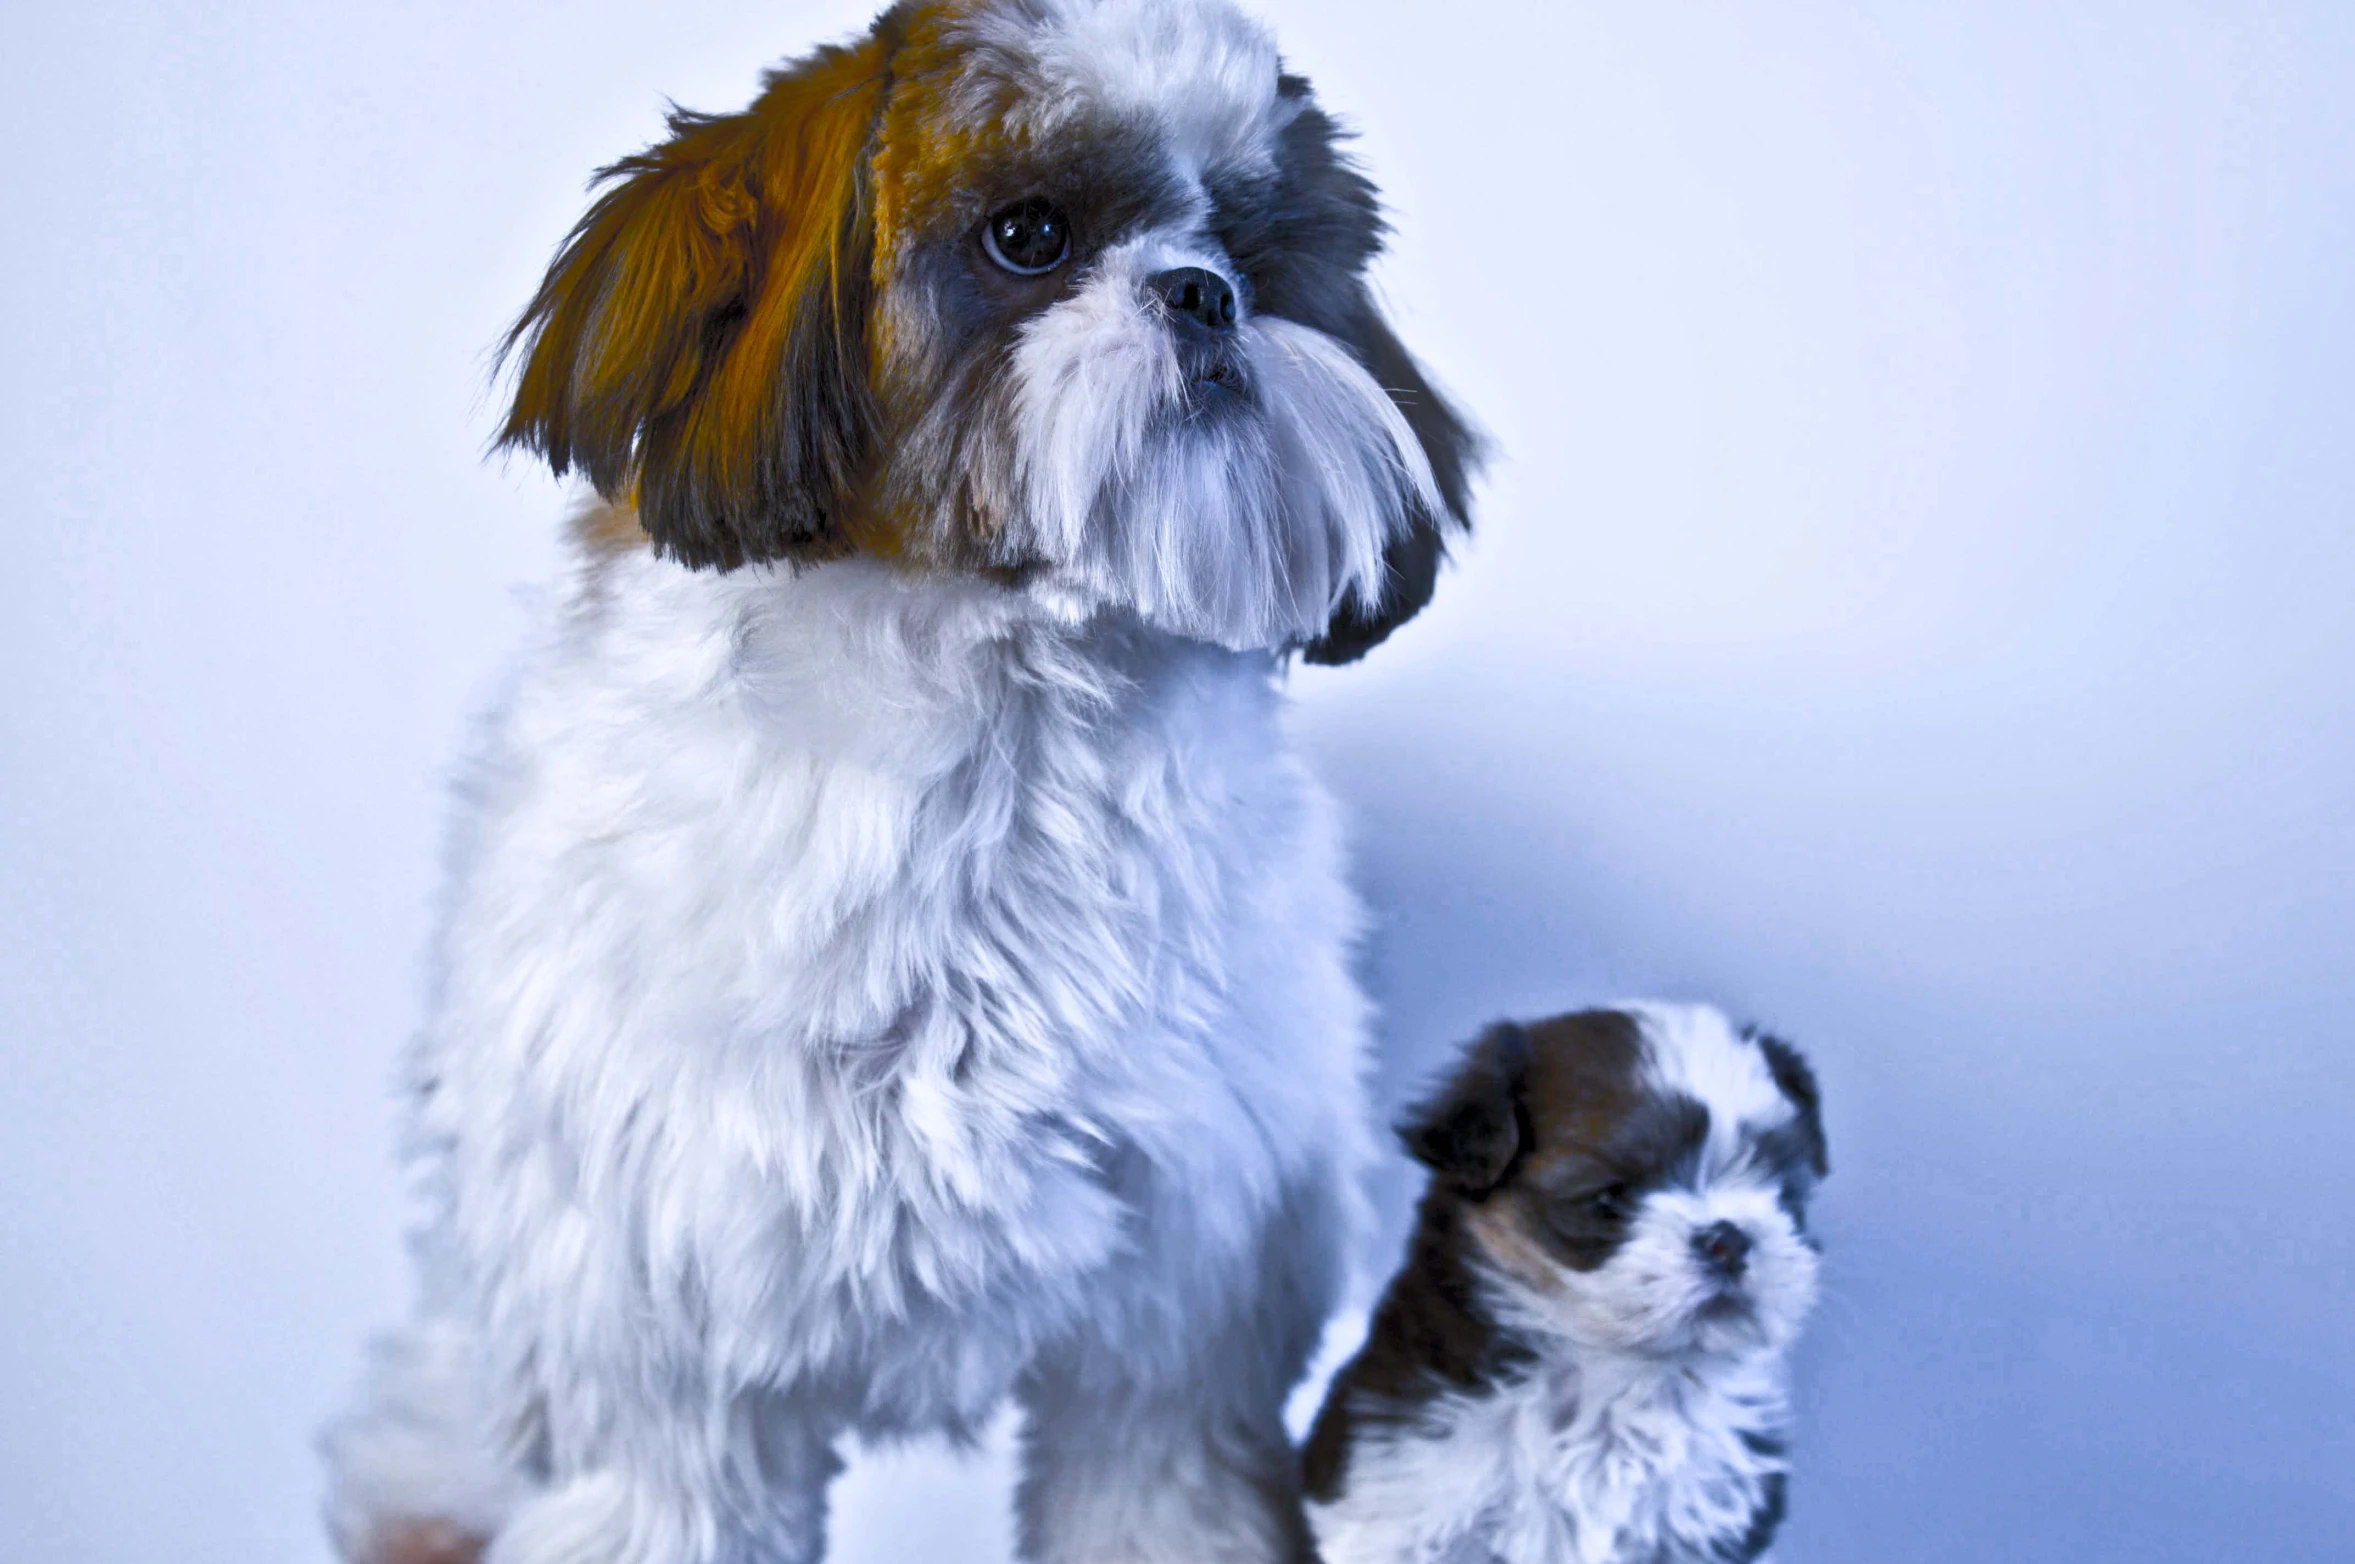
[
  {"xmin": 985, "ymin": 0, "xmax": 1287, "ymax": 179},
  {"xmin": 324, "ymin": 552, "xmax": 1373, "ymax": 1564},
  {"xmin": 1308, "ymin": 1006, "xmax": 1818, "ymax": 1564},
  {"xmin": 1312, "ymin": 1353, "xmax": 1792, "ymax": 1564},
  {"xmin": 1009, "ymin": 232, "xmax": 1431, "ymax": 649}
]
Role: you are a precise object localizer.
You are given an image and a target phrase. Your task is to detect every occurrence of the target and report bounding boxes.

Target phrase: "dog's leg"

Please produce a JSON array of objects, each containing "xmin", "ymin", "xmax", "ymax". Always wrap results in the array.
[
  {"xmin": 323, "ymin": 1318, "xmax": 536, "ymax": 1564},
  {"xmin": 1016, "ymin": 1376, "xmax": 1316, "ymax": 1564},
  {"xmin": 1014, "ymin": 1178, "xmax": 1343, "ymax": 1564},
  {"xmin": 481, "ymin": 1396, "xmax": 841, "ymax": 1564}
]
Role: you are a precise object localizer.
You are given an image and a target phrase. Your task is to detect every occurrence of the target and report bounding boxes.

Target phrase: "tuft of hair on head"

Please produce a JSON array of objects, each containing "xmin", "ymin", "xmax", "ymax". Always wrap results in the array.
[
  {"xmin": 495, "ymin": 17, "xmax": 902, "ymax": 572},
  {"xmin": 1397, "ymin": 1021, "xmax": 1532, "ymax": 1197}
]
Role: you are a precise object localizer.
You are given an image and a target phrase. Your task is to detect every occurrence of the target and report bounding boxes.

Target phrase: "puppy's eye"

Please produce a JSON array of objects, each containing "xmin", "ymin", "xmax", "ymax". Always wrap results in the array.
[
  {"xmin": 1584, "ymin": 1185, "xmax": 1632, "ymax": 1220},
  {"xmin": 982, "ymin": 199, "xmax": 1071, "ymax": 275}
]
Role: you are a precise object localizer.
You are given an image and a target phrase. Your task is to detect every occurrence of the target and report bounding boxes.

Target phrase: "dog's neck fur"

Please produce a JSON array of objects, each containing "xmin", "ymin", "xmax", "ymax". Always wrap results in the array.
[
  {"xmin": 536, "ymin": 543, "xmax": 1280, "ymax": 1059},
  {"xmin": 399, "ymin": 536, "xmax": 1359, "ymax": 1440},
  {"xmin": 1306, "ymin": 1188, "xmax": 1792, "ymax": 1564}
]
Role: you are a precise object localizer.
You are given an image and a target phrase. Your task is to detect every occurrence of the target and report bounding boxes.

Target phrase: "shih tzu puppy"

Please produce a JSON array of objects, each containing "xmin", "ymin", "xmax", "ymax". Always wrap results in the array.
[
  {"xmin": 1304, "ymin": 1005, "xmax": 1830, "ymax": 1564},
  {"xmin": 317, "ymin": 3, "xmax": 1478, "ymax": 1563}
]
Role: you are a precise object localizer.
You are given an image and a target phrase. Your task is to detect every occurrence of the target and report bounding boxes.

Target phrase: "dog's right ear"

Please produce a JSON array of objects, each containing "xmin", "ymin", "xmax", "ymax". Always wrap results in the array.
[
  {"xmin": 496, "ymin": 27, "xmax": 896, "ymax": 570},
  {"xmin": 1398, "ymin": 1022, "xmax": 1532, "ymax": 1197},
  {"xmin": 1754, "ymin": 1031, "xmax": 1830, "ymax": 1179}
]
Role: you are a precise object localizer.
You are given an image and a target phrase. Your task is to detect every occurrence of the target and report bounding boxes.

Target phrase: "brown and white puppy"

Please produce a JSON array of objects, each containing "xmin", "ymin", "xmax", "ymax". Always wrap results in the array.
[{"xmin": 1304, "ymin": 1005, "xmax": 1830, "ymax": 1564}]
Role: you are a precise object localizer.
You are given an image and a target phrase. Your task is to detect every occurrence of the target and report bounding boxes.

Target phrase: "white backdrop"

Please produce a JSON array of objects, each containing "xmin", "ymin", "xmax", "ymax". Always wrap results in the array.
[{"xmin": 4, "ymin": 3, "xmax": 2350, "ymax": 1561}]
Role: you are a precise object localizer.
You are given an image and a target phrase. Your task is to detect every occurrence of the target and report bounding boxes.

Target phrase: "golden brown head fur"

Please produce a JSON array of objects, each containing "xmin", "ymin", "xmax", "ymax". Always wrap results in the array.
[{"xmin": 499, "ymin": 22, "xmax": 900, "ymax": 570}]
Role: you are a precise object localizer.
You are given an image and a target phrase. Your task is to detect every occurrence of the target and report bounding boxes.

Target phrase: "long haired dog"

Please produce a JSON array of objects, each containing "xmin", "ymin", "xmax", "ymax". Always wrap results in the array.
[
  {"xmin": 1304, "ymin": 1006, "xmax": 1829, "ymax": 1564},
  {"xmin": 320, "ymin": 3, "xmax": 1477, "ymax": 1563}
]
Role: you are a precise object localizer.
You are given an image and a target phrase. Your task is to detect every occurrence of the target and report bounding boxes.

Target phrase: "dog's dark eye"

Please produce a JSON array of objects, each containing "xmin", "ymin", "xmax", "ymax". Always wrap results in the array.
[
  {"xmin": 1542, "ymin": 1183, "xmax": 1638, "ymax": 1269},
  {"xmin": 982, "ymin": 199, "xmax": 1071, "ymax": 275}
]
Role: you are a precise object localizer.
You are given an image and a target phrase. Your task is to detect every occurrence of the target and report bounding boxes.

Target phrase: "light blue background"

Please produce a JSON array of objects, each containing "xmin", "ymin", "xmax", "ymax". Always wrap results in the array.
[{"xmin": 4, "ymin": 3, "xmax": 2349, "ymax": 1560}]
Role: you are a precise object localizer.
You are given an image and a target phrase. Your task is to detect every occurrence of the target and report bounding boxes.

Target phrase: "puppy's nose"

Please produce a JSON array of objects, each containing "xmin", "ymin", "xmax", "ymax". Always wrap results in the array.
[
  {"xmin": 1148, "ymin": 266, "xmax": 1238, "ymax": 333},
  {"xmin": 1692, "ymin": 1221, "xmax": 1753, "ymax": 1280}
]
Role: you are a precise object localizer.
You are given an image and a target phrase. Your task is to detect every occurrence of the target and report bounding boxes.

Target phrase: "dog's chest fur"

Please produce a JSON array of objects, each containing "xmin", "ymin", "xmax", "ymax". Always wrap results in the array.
[
  {"xmin": 1315, "ymin": 1355, "xmax": 1788, "ymax": 1564},
  {"xmin": 413, "ymin": 551, "xmax": 1364, "ymax": 1437}
]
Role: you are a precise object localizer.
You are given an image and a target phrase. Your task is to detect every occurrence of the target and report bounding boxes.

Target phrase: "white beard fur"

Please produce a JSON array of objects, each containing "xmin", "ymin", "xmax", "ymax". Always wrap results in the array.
[
  {"xmin": 322, "ymin": 547, "xmax": 1372, "ymax": 1564},
  {"xmin": 1003, "ymin": 234, "xmax": 1431, "ymax": 651}
]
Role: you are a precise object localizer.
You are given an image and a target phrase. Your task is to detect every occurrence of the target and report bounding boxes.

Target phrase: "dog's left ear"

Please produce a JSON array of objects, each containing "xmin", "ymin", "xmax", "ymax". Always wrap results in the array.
[
  {"xmin": 1398, "ymin": 1022, "xmax": 1532, "ymax": 1196},
  {"xmin": 1300, "ymin": 314, "xmax": 1479, "ymax": 665},
  {"xmin": 1754, "ymin": 1032, "xmax": 1830, "ymax": 1178},
  {"xmin": 496, "ymin": 27, "xmax": 897, "ymax": 570},
  {"xmin": 1249, "ymin": 77, "xmax": 1483, "ymax": 666}
]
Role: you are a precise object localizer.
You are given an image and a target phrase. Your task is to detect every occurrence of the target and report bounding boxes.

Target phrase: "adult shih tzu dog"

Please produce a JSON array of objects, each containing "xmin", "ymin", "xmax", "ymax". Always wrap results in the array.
[
  {"xmin": 320, "ymin": 2, "xmax": 1477, "ymax": 1563},
  {"xmin": 1304, "ymin": 1005, "xmax": 1830, "ymax": 1564}
]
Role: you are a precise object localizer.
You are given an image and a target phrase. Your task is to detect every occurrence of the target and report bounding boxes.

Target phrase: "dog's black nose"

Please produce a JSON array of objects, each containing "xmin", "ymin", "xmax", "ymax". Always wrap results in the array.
[
  {"xmin": 1148, "ymin": 266, "xmax": 1238, "ymax": 333},
  {"xmin": 1692, "ymin": 1221, "xmax": 1753, "ymax": 1280}
]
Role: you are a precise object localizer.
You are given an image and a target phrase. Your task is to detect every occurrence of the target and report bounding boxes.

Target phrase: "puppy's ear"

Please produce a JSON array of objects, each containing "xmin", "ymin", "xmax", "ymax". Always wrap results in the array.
[
  {"xmin": 497, "ymin": 29, "xmax": 895, "ymax": 570},
  {"xmin": 1754, "ymin": 1032, "xmax": 1830, "ymax": 1178},
  {"xmin": 1398, "ymin": 1022, "xmax": 1532, "ymax": 1196},
  {"xmin": 1246, "ymin": 76, "xmax": 1483, "ymax": 666}
]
